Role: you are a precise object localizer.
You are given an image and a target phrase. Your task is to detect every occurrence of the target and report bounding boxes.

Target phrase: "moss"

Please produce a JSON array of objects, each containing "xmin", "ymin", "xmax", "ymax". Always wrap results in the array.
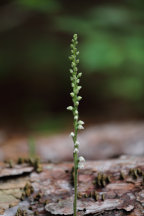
[
  {"xmin": 17, "ymin": 157, "xmax": 43, "ymax": 173},
  {"xmin": 101, "ymin": 193, "xmax": 105, "ymax": 201},
  {"xmin": 120, "ymin": 171, "xmax": 125, "ymax": 180},
  {"xmin": 15, "ymin": 208, "xmax": 27, "ymax": 216},
  {"xmin": 77, "ymin": 192, "xmax": 82, "ymax": 199},
  {"xmin": 21, "ymin": 182, "xmax": 34, "ymax": 200},
  {"xmin": 94, "ymin": 172, "xmax": 111, "ymax": 188},
  {"xmin": 129, "ymin": 168, "xmax": 138, "ymax": 179},
  {"xmin": 24, "ymin": 183, "xmax": 34, "ymax": 197}
]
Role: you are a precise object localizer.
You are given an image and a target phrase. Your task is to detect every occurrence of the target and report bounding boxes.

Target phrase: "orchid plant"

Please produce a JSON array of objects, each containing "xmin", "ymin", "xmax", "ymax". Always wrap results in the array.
[{"xmin": 67, "ymin": 34, "xmax": 85, "ymax": 216}]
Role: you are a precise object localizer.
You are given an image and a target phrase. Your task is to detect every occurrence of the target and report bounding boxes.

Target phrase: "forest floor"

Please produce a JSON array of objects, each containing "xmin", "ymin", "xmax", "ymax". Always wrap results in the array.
[{"xmin": 0, "ymin": 122, "xmax": 144, "ymax": 215}]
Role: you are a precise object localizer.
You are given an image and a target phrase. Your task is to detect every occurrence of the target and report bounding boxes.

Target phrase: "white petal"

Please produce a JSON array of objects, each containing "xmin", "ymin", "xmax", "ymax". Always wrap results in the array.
[
  {"xmin": 75, "ymin": 110, "xmax": 78, "ymax": 115},
  {"xmin": 78, "ymin": 125, "xmax": 84, "ymax": 130},
  {"xmin": 73, "ymin": 148, "xmax": 79, "ymax": 153},
  {"xmin": 78, "ymin": 163, "xmax": 84, "ymax": 169},
  {"xmin": 78, "ymin": 120, "xmax": 84, "ymax": 125},
  {"xmin": 70, "ymin": 132, "xmax": 75, "ymax": 137},
  {"xmin": 79, "ymin": 156, "xmax": 85, "ymax": 162},
  {"xmin": 75, "ymin": 141, "xmax": 80, "ymax": 146},
  {"xmin": 67, "ymin": 106, "xmax": 73, "ymax": 111},
  {"xmin": 70, "ymin": 92, "xmax": 74, "ymax": 97}
]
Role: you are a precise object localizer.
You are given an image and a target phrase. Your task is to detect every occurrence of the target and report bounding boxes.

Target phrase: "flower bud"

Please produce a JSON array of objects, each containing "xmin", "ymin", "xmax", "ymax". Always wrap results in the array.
[
  {"xmin": 76, "ymin": 79, "xmax": 80, "ymax": 84},
  {"xmin": 76, "ymin": 101, "xmax": 79, "ymax": 106},
  {"xmin": 77, "ymin": 86, "xmax": 82, "ymax": 91},
  {"xmin": 71, "ymin": 62, "xmax": 76, "ymax": 67},
  {"xmin": 78, "ymin": 73, "xmax": 82, "ymax": 78},
  {"xmin": 67, "ymin": 106, "xmax": 73, "ymax": 111},
  {"xmin": 77, "ymin": 96, "xmax": 82, "ymax": 101},
  {"xmin": 70, "ymin": 92, "xmax": 74, "ymax": 97},
  {"xmin": 73, "ymin": 34, "xmax": 78, "ymax": 39},
  {"xmin": 74, "ymin": 115, "xmax": 78, "ymax": 120}
]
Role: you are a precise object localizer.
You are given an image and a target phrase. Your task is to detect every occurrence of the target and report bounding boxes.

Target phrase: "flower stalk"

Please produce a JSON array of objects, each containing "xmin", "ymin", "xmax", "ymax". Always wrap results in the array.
[{"xmin": 67, "ymin": 34, "xmax": 85, "ymax": 216}]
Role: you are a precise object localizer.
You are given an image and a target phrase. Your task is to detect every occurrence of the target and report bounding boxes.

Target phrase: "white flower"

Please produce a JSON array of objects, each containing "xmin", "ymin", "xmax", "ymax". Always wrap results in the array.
[
  {"xmin": 73, "ymin": 148, "xmax": 79, "ymax": 153},
  {"xmin": 75, "ymin": 141, "xmax": 80, "ymax": 147},
  {"xmin": 79, "ymin": 156, "xmax": 85, "ymax": 162},
  {"xmin": 70, "ymin": 132, "xmax": 75, "ymax": 137},
  {"xmin": 78, "ymin": 163, "xmax": 84, "ymax": 169},
  {"xmin": 78, "ymin": 120, "xmax": 84, "ymax": 125},
  {"xmin": 78, "ymin": 156, "xmax": 85, "ymax": 169},
  {"xmin": 67, "ymin": 106, "xmax": 73, "ymax": 111},
  {"xmin": 78, "ymin": 125, "xmax": 84, "ymax": 130},
  {"xmin": 69, "ymin": 69, "xmax": 73, "ymax": 73},
  {"xmin": 74, "ymin": 115, "xmax": 78, "ymax": 120}
]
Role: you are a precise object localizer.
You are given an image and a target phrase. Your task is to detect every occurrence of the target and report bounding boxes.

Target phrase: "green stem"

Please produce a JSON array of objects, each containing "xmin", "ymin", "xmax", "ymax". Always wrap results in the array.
[
  {"xmin": 73, "ymin": 152, "xmax": 78, "ymax": 216},
  {"xmin": 73, "ymin": 114, "xmax": 78, "ymax": 216}
]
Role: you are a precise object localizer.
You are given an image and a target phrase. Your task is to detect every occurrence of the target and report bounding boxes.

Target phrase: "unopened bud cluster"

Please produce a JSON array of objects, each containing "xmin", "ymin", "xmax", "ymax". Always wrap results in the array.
[{"xmin": 67, "ymin": 34, "xmax": 85, "ymax": 169}]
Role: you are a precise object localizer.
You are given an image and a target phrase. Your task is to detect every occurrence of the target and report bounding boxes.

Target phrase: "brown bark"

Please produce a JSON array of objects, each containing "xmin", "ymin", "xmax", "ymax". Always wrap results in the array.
[{"xmin": 0, "ymin": 156, "xmax": 144, "ymax": 216}]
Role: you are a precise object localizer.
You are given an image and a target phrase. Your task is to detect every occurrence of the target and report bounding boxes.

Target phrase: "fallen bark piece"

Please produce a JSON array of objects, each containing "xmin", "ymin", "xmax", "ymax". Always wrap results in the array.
[
  {"xmin": 0, "ymin": 163, "xmax": 33, "ymax": 178},
  {"xmin": 0, "ymin": 156, "xmax": 144, "ymax": 216},
  {"xmin": 0, "ymin": 178, "xmax": 29, "ymax": 215},
  {"xmin": 43, "ymin": 156, "xmax": 144, "ymax": 216},
  {"xmin": 45, "ymin": 196, "xmax": 123, "ymax": 215}
]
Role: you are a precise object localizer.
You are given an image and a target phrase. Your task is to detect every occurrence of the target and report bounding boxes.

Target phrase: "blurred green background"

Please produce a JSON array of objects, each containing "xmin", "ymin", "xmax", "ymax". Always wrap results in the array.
[{"xmin": 0, "ymin": 0, "xmax": 144, "ymax": 133}]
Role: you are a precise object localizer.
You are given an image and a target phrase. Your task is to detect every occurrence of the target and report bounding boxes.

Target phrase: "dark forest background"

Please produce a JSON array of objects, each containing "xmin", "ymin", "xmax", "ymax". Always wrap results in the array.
[{"xmin": 0, "ymin": 0, "xmax": 144, "ymax": 133}]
